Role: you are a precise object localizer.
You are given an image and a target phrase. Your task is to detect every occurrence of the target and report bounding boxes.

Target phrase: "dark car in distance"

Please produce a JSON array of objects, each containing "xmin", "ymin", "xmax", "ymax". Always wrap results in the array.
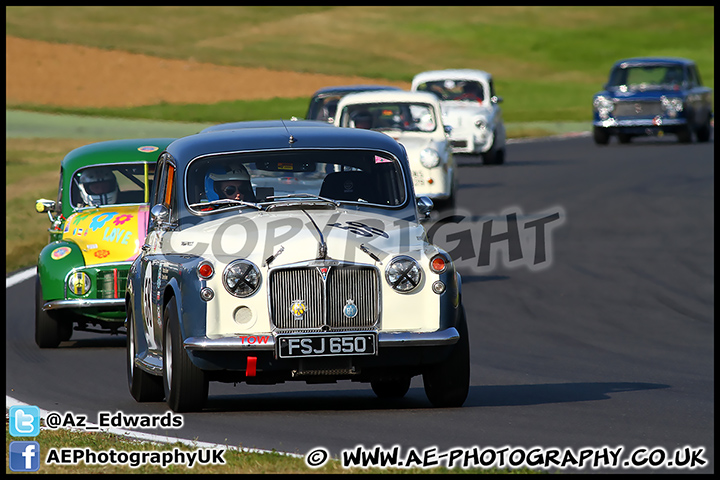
[
  {"xmin": 592, "ymin": 57, "xmax": 713, "ymax": 144},
  {"xmin": 305, "ymin": 85, "xmax": 403, "ymax": 123}
]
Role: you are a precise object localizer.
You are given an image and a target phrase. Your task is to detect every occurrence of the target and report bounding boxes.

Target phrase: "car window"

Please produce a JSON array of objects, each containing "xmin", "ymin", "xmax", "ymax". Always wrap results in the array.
[
  {"xmin": 416, "ymin": 80, "xmax": 484, "ymax": 102},
  {"xmin": 339, "ymin": 103, "xmax": 437, "ymax": 132},
  {"xmin": 70, "ymin": 163, "xmax": 156, "ymax": 208},
  {"xmin": 186, "ymin": 149, "xmax": 407, "ymax": 212},
  {"xmin": 608, "ymin": 64, "xmax": 685, "ymax": 90},
  {"xmin": 308, "ymin": 95, "xmax": 343, "ymax": 122}
]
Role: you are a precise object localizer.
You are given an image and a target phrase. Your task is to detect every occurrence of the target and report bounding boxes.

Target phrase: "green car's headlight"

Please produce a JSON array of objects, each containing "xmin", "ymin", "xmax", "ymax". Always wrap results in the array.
[{"xmin": 67, "ymin": 271, "xmax": 91, "ymax": 295}]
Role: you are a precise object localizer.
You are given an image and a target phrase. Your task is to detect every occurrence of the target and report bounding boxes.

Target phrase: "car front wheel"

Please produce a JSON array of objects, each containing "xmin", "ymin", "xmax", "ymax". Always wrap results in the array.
[
  {"xmin": 371, "ymin": 376, "xmax": 411, "ymax": 399},
  {"xmin": 422, "ymin": 305, "xmax": 470, "ymax": 407},
  {"xmin": 35, "ymin": 275, "xmax": 70, "ymax": 348},
  {"xmin": 163, "ymin": 298, "xmax": 208, "ymax": 412},
  {"xmin": 127, "ymin": 302, "xmax": 164, "ymax": 402},
  {"xmin": 593, "ymin": 126, "xmax": 610, "ymax": 145}
]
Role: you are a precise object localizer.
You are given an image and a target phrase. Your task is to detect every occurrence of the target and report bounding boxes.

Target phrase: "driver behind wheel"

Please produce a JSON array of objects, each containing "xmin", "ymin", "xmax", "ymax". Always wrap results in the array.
[
  {"xmin": 204, "ymin": 164, "xmax": 256, "ymax": 202},
  {"xmin": 78, "ymin": 167, "xmax": 119, "ymax": 206}
]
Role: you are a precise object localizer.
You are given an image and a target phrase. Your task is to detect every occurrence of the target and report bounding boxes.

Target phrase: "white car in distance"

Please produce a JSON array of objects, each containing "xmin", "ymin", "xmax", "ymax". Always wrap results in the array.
[
  {"xmin": 412, "ymin": 69, "xmax": 506, "ymax": 165},
  {"xmin": 335, "ymin": 90, "xmax": 457, "ymax": 209}
]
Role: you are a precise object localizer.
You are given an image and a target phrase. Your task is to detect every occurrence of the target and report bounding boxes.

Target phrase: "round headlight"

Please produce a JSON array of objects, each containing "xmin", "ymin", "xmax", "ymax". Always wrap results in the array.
[
  {"xmin": 474, "ymin": 118, "xmax": 487, "ymax": 129},
  {"xmin": 223, "ymin": 260, "xmax": 261, "ymax": 298},
  {"xmin": 593, "ymin": 95, "xmax": 614, "ymax": 119},
  {"xmin": 67, "ymin": 271, "xmax": 91, "ymax": 295},
  {"xmin": 661, "ymin": 96, "xmax": 684, "ymax": 116},
  {"xmin": 385, "ymin": 256, "xmax": 423, "ymax": 293},
  {"xmin": 419, "ymin": 148, "xmax": 441, "ymax": 169}
]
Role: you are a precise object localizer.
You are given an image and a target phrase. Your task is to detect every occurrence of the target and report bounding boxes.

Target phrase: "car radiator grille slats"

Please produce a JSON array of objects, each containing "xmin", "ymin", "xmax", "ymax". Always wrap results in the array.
[
  {"xmin": 97, "ymin": 268, "xmax": 128, "ymax": 299},
  {"xmin": 269, "ymin": 266, "xmax": 379, "ymax": 332},
  {"xmin": 614, "ymin": 101, "xmax": 664, "ymax": 117}
]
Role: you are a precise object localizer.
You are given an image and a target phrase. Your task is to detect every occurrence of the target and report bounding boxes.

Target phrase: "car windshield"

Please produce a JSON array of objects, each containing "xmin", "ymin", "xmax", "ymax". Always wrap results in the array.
[
  {"xmin": 608, "ymin": 64, "xmax": 685, "ymax": 90},
  {"xmin": 307, "ymin": 94, "xmax": 343, "ymax": 122},
  {"xmin": 70, "ymin": 163, "xmax": 156, "ymax": 208},
  {"xmin": 186, "ymin": 149, "xmax": 407, "ymax": 213},
  {"xmin": 416, "ymin": 80, "xmax": 484, "ymax": 103},
  {"xmin": 339, "ymin": 103, "xmax": 437, "ymax": 132}
]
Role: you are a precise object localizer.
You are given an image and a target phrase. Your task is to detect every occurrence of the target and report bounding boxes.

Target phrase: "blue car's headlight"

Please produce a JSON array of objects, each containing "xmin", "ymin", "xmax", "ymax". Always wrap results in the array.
[
  {"xmin": 661, "ymin": 96, "xmax": 684, "ymax": 118},
  {"xmin": 594, "ymin": 95, "xmax": 615, "ymax": 119}
]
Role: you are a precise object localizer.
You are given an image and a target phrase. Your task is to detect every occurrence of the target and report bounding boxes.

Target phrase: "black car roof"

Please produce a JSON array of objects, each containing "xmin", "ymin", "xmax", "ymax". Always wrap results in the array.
[
  {"xmin": 166, "ymin": 123, "xmax": 407, "ymax": 168},
  {"xmin": 310, "ymin": 84, "xmax": 403, "ymax": 96}
]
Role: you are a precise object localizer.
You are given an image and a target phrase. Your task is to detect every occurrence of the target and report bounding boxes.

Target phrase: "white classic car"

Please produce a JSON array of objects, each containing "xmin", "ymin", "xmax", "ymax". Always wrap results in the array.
[
  {"xmin": 412, "ymin": 69, "xmax": 506, "ymax": 165},
  {"xmin": 125, "ymin": 121, "xmax": 469, "ymax": 412},
  {"xmin": 334, "ymin": 90, "xmax": 457, "ymax": 209}
]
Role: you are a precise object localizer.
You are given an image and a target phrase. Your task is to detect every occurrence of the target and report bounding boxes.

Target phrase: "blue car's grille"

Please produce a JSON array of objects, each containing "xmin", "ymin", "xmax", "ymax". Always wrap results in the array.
[{"xmin": 614, "ymin": 100, "xmax": 664, "ymax": 117}]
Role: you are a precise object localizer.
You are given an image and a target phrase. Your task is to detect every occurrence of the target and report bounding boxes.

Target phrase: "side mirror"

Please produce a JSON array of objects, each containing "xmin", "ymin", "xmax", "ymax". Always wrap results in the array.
[
  {"xmin": 491, "ymin": 95, "xmax": 503, "ymax": 104},
  {"xmin": 150, "ymin": 204, "xmax": 170, "ymax": 230},
  {"xmin": 35, "ymin": 198, "xmax": 56, "ymax": 213},
  {"xmin": 417, "ymin": 196, "xmax": 434, "ymax": 220}
]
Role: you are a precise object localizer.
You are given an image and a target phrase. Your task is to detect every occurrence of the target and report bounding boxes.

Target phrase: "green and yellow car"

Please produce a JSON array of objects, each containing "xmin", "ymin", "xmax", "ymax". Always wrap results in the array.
[{"xmin": 34, "ymin": 138, "xmax": 175, "ymax": 348}]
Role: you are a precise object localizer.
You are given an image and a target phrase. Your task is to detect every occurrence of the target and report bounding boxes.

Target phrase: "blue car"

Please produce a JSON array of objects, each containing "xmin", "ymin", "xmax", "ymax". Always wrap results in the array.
[{"xmin": 592, "ymin": 57, "xmax": 713, "ymax": 144}]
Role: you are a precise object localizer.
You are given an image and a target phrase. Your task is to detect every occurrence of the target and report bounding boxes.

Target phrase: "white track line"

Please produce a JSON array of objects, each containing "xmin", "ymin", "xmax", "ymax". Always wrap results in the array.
[{"xmin": 5, "ymin": 268, "xmax": 303, "ymax": 458}]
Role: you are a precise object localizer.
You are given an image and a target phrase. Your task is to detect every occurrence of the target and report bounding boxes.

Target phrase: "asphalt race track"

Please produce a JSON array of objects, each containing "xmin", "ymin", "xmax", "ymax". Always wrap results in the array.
[{"xmin": 6, "ymin": 132, "xmax": 713, "ymax": 473}]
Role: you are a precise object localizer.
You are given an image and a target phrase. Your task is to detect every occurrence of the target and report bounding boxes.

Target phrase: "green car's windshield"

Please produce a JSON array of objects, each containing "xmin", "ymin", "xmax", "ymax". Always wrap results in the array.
[{"xmin": 70, "ymin": 163, "xmax": 156, "ymax": 208}]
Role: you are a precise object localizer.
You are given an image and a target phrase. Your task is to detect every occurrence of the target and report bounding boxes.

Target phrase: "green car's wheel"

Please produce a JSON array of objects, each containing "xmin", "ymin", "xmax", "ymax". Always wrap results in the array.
[
  {"xmin": 127, "ymin": 302, "xmax": 164, "ymax": 402},
  {"xmin": 35, "ymin": 275, "xmax": 67, "ymax": 348},
  {"xmin": 163, "ymin": 298, "xmax": 208, "ymax": 412}
]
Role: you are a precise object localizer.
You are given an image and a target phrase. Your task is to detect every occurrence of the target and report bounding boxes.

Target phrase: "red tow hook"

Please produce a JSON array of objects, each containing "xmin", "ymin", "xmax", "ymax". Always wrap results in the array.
[{"xmin": 246, "ymin": 356, "xmax": 257, "ymax": 377}]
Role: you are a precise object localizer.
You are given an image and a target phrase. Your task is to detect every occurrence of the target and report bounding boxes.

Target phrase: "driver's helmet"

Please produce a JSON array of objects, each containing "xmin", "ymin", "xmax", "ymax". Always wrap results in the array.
[
  {"xmin": 204, "ymin": 164, "xmax": 255, "ymax": 202},
  {"xmin": 78, "ymin": 167, "xmax": 118, "ymax": 205},
  {"xmin": 351, "ymin": 110, "xmax": 373, "ymax": 129}
]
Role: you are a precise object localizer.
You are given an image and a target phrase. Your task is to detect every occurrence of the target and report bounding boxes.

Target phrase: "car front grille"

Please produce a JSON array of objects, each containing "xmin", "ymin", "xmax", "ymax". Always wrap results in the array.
[
  {"xmin": 614, "ymin": 101, "xmax": 664, "ymax": 117},
  {"xmin": 269, "ymin": 265, "xmax": 379, "ymax": 332},
  {"xmin": 96, "ymin": 267, "xmax": 129, "ymax": 299}
]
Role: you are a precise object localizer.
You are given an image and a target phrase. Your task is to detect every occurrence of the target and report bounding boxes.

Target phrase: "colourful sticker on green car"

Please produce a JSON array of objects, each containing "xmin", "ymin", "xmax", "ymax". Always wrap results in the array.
[{"xmin": 50, "ymin": 246, "xmax": 72, "ymax": 260}]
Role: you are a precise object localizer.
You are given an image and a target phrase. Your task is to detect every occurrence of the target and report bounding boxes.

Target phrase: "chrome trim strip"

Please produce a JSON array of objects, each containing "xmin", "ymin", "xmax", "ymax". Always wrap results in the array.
[
  {"xmin": 182, "ymin": 327, "xmax": 458, "ymax": 351},
  {"xmin": 593, "ymin": 118, "xmax": 686, "ymax": 127},
  {"xmin": 43, "ymin": 298, "xmax": 125, "ymax": 310},
  {"xmin": 378, "ymin": 327, "xmax": 459, "ymax": 347},
  {"xmin": 184, "ymin": 335, "xmax": 276, "ymax": 351}
]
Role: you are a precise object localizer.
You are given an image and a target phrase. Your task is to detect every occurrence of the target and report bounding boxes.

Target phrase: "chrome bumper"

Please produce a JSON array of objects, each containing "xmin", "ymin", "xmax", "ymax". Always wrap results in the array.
[
  {"xmin": 43, "ymin": 298, "xmax": 125, "ymax": 311},
  {"xmin": 183, "ymin": 327, "xmax": 459, "ymax": 351}
]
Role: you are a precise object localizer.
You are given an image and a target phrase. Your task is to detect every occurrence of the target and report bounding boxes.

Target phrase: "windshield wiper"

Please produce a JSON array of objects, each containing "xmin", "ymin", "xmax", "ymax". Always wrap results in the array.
[
  {"xmin": 188, "ymin": 199, "xmax": 263, "ymax": 211},
  {"xmin": 265, "ymin": 193, "xmax": 341, "ymax": 207}
]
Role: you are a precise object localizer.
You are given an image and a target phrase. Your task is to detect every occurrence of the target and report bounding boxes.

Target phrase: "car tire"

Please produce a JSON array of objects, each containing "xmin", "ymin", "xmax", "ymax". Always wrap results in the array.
[
  {"xmin": 422, "ymin": 305, "xmax": 470, "ymax": 407},
  {"xmin": 593, "ymin": 126, "xmax": 610, "ymax": 145},
  {"xmin": 696, "ymin": 116, "xmax": 712, "ymax": 143},
  {"xmin": 371, "ymin": 376, "xmax": 411, "ymax": 399},
  {"xmin": 482, "ymin": 138, "xmax": 505, "ymax": 165},
  {"xmin": 35, "ymin": 275, "xmax": 67, "ymax": 348},
  {"xmin": 163, "ymin": 298, "xmax": 208, "ymax": 412},
  {"xmin": 127, "ymin": 302, "xmax": 164, "ymax": 402}
]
